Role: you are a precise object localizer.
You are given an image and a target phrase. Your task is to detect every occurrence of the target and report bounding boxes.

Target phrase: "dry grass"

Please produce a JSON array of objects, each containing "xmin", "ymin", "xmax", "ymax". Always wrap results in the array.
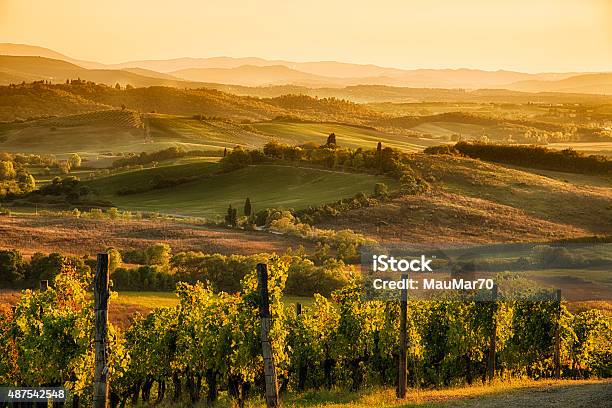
[
  {"xmin": 409, "ymin": 154, "xmax": 612, "ymax": 235},
  {"xmin": 319, "ymin": 191, "xmax": 588, "ymax": 245},
  {"xmin": 272, "ymin": 379, "xmax": 612, "ymax": 408},
  {"xmin": 0, "ymin": 214, "xmax": 312, "ymax": 258}
]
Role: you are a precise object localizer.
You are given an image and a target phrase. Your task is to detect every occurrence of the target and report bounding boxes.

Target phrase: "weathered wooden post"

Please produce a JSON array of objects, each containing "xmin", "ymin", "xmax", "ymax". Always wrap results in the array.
[
  {"xmin": 487, "ymin": 284, "xmax": 498, "ymax": 383},
  {"xmin": 39, "ymin": 280, "xmax": 48, "ymax": 291},
  {"xmin": 93, "ymin": 253, "xmax": 110, "ymax": 408},
  {"xmin": 554, "ymin": 289, "xmax": 562, "ymax": 379},
  {"xmin": 257, "ymin": 263, "xmax": 280, "ymax": 408},
  {"xmin": 397, "ymin": 274, "xmax": 408, "ymax": 399},
  {"xmin": 295, "ymin": 302, "xmax": 302, "ymax": 316}
]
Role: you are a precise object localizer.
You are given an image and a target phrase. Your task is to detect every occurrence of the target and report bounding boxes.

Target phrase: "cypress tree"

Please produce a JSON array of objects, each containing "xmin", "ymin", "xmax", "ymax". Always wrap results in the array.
[
  {"xmin": 244, "ymin": 197, "xmax": 252, "ymax": 216},
  {"xmin": 225, "ymin": 204, "xmax": 237, "ymax": 227}
]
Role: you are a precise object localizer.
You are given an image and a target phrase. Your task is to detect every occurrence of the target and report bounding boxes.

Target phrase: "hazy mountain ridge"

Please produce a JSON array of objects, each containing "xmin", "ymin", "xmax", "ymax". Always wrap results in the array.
[
  {"xmin": 169, "ymin": 65, "xmax": 341, "ymax": 87},
  {"xmin": 508, "ymin": 73, "xmax": 612, "ymax": 95},
  {"xmin": 1, "ymin": 43, "xmax": 607, "ymax": 93}
]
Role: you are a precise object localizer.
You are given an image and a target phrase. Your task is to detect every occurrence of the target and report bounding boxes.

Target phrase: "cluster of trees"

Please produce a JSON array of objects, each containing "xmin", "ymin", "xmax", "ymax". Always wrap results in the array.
[
  {"xmin": 112, "ymin": 244, "xmax": 349, "ymax": 296},
  {"xmin": 1, "ymin": 266, "xmax": 609, "ymax": 406},
  {"xmin": 0, "ymin": 250, "xmax": 90, "ymax": 287},
  {"xmin": 0, "ymin": 152, "xmax": 81, "ymax": 176},
  {"xmin": 295, "ymin": 191, "xmax": 381, "ymax": 224},
  {"xmin": 111, "ymin": 147, "xmax": 221, "ymax": 168},
  {"xmin": 0, "ymin": 152, "xmax": 57, "ymax": 167},
  {"xmin": 0, "ymin": 156, "xmax": 36, "ymax": 199},
  {"xmin": 251, "ymin": 208, "xmax": 374, "ymax": 263},
  {"xmin": 0, "ymin": 245, "xmax": 350, "ymax": 297},
  {"xmin": 263, "ymin": 95, "xmax": 374, "ymax": 118},
  {"xmin": 22, "ymin": 176, "xmax": 103, "ymax": 205},
  {"xmin": 223, "ymin": 198, "xmax": 253, "ymax": 227},
  {"xmin": 425, "ymin": 142, "xmax": 611, "ymax": 174}
]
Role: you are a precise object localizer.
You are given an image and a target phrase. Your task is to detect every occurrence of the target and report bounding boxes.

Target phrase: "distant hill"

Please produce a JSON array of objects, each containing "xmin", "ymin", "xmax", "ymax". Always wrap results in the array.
[
  {"xmin": 118, "ymin": 55, "xmax": 581, "ymax": 88},
  {"xmin": 0, "ymin": 43, "xmax": 105, "ymax": 69},
  {"xmin": 202, "ymin": 84, "xmax": 612, "ymax": 104},
  {"xmin": 0, "ymin": 55, "xmax": 206, "ymax": 88},
  {"xmin": 112, "ymin": 56, "xmax": 282, "ymax": 72},
  {"xmin": 170, "ymin": 65, "xmax": 341, "ymax": 87},
  {"xmin": 2, "ymin": 43, "xmax": 600, "ymax": 91},
  {"xmin": 121, "ymin": 67, "xmax": 182, "ymax": 81},
  {"xmin": 0, "ymin": 81, "xmax": 376, "ymax": 123},
  {"xmin": 0, "ymin": 83, "xmax": 111, "ymax": 121},
  {"xmin": 508, "ymin": 73, "xmax": 612, "ymax": 95},
  {"xmin": 1, "ymin": 45, "xmax": 610, "ymax": 97}
]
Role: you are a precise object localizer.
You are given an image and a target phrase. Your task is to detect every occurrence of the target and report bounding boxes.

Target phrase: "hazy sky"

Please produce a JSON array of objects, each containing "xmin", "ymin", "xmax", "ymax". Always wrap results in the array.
[{"xmin": 0, "ymin": 0, "xmax": 610, "ymax": 72}]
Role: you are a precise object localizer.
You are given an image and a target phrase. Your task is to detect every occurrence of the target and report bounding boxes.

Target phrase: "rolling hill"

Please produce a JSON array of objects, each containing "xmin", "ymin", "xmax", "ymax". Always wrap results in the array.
[
  {"xmin": 250, "ymin": 120, "xmax": 441, "ymax": 151},
  {"xmin": 0, "ymin": 110, "xmax": 147, "ymax": 158},
  {"xmin": 86, "ymin": 163, "xmax": 399, "ymax": 219},
  {"xmin": 0, "ymin": 55, "xmax": 207, "ymax": 88},
  {"xmin": 0, "ymin": 43, "xmax": 105, "ymax": 69},
  {"xmin": 0, "ymin": 80, "xmax": 380, "ymax": 123},
  {"xmin": 0, "ymin": 84, "xmax": 111, "ymax": 121},
  {"xmin": 0, "ymin": 108, "xmax": 434, "ymax": 160},
  {"xmin": 320, "ymin": 153, "xmax": 612, "ymax": 243}
]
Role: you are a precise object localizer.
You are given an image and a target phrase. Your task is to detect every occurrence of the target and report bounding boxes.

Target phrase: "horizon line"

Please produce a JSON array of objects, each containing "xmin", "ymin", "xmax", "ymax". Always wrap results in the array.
[{"xmin": 2, "ymin": 42, "xmax": 610, "ymax": 76}]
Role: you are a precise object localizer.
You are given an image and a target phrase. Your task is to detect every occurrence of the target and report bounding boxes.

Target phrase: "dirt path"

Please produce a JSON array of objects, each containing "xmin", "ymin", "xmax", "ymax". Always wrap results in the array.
[{"xmin": 433, "ymin": 380, "xmax": 612, "ymax": 408}]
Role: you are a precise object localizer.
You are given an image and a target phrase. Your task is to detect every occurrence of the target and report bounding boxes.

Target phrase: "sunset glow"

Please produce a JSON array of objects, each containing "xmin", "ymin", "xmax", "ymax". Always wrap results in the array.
[{"xmin": 0, "ymin": 0, "xmax": 610, "ymax": 72}]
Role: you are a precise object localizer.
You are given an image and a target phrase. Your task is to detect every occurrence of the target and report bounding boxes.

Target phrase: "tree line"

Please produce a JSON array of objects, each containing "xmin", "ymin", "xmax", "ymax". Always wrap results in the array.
[
  {"xmin": 0, "ymin": 246, "xmax": 349, "ymax": 297},
  {"xmin": 425, "ymin": 142, "xmax": 612, "ymax": 174}
]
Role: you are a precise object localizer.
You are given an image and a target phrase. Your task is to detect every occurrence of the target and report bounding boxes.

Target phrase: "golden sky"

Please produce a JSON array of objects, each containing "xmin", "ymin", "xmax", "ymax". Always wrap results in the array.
[{"xmin": 0, "ymin": 0, "xmax": 610, "ymax": 72}]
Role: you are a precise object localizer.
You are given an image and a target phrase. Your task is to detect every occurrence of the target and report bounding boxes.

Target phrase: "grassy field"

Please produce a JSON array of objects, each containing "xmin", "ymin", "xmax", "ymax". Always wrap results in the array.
[
  {"xmin": 0, "ymin": 110, "xmax": 149, "ymax": 160},
  {"xmin": 147, "ymin": 114, "xmax": 273, "ymax": 149},
  {"xmin": 0, "ymin": 111, "xmax": 234, "ymax": 161},
  {"xmin": 251, "ymin": 121, "xmax": 443, "ymax": 151},
  {"xmin": 0, "ymin": 111, "xmax": 440, "ymax": 164},
  {"xmin": 87, "ymin": 163, "xmax": 399, "ymax": 219},
  {"xmin": 85, "ymin": 158, "xmax": 220, "ymax": 192}
]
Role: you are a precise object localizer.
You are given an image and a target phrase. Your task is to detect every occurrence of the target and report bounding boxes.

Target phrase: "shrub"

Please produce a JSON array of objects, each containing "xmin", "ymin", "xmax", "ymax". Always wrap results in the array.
[{"xmin": 144, "ymin": 243, "xmax": 172, "ymax": 268}]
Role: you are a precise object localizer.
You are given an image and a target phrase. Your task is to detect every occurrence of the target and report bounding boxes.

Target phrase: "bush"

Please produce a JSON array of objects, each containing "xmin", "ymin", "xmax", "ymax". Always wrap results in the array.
[
  {"xmin": 111, "ymin": 266, "xmax": 175, "ymax": 291},
  {"xmin": 0, "ymin": 249, "xmax": 26, "ymax": 285},
  {"xmin": 144, "ymin": 243, "xmax": 172, "ymax": 268},
  {"xmin": 374, "ymin": 182, "xmax": 389, "ymax": 198}
]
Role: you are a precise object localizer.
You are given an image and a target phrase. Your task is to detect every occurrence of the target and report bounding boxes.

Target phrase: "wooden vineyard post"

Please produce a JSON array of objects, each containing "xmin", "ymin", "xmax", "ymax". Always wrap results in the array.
[
  {"xmin": 487, "ymin": 284, "xmax": 498, "ymax": 383},
  {"xmin": 554, "ymin": 289, "xmax": 562, "ymax": 379},
  {"xmin": 93, "ymin": 253, "xmax": 110, "ymax": 408},
  {"xmin": 257, "ymin": 263, "xmax": 280, "ymax": 408},
  {"xmin": 295, "ymin": 302, "xmax": 302, "ymax": 316},
  {"xmin": 397, "ymin": 274, "xmax": 408, "ymax": 399},
  {"xmin": 39, "ymin": 280, "xmax": 48, "ymax": 291}
]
